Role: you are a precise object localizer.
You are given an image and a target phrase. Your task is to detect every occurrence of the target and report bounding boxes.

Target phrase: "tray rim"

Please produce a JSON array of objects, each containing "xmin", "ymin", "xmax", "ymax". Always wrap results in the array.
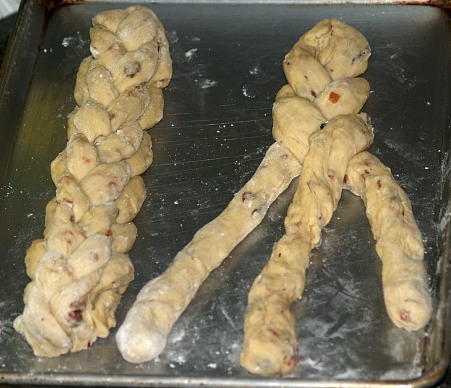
[{"xmin": 0, "ymin": 0, "xmax": 450, "ymax": 387}]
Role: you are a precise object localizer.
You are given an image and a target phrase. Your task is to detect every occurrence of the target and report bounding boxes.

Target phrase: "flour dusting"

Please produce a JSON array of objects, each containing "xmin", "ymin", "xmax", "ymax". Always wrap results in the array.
[
  {"xmin": 196, "ymin": 79, "xmax": 217, "ymax": 89},
  {"xmin": 242, "ymin": 85, "xmax": 256, "ymax": 98},
  {"xmin": 61, "ymin": 31, "xmax": 88, "ymax": 50},
  {"xmin": 184, "ymin": 48, "xmax": 198, "ymax": 61}
]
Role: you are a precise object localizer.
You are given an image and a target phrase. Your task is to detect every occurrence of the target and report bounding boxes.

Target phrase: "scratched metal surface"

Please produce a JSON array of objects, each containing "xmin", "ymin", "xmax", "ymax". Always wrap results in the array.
[{"xmin": 0, "ymin": 1, "xmax": 449, "ymax": 387}]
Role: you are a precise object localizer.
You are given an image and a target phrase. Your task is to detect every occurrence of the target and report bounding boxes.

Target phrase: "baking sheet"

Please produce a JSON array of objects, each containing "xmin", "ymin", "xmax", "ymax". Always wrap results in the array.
[{"xmin": 0, "ymin": 1, "xmax": 449, "ymax": 387}]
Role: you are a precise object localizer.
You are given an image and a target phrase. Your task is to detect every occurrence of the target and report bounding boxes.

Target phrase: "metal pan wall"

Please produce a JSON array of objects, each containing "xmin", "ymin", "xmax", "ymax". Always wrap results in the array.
[{"xmin": 0, "ymin": 1, "xmax": 449, "ymax": 386}]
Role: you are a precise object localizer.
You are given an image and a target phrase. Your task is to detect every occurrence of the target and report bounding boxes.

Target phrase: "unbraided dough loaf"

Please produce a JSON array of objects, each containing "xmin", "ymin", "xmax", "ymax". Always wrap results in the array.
[
  {"xmin": 116, "ymin": 18, "xmax": 430, "ymax": 370},
  {"xmin": 14, "ymin": 6, "xmax": 172, "ymax": 357},
  {"xmin": 241, "ymin": 18, "xmax": 373, "ymax": 376},
  {"xmin": 115, "ymin": 18, "xmax": 372, "ymax": 364},
  {"xmin": 240, "ymin": 19, "xmax": 431, "ymax": 376}
]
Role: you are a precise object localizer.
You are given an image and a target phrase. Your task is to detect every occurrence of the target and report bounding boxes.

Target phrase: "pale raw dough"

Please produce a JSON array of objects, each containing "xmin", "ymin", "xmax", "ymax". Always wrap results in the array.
[
  {"xmin": 96, "ymin": 122, "xmax": 143, "ymax": 163},
  {"xmin": 24, "ymin": 239, "xmax": 45, "ymax": 280},
  {"xmin": 108, "ymin": 85, "xmax": 151, "ymax": 131},
  {"xmin": 66, "ymin": 132, "xmax": 98, "ymax": 181},
  {"xmin": 115, "ymin": 176, "xmax": 146, "ymax": 224},
  {"xmin": 55, "ymin": 174, "xmax": 90, "ymax": 222},
  {"xmin": 14, "ymin": 5, "xmax": 172, "ymax": 357},
  {"xmin": 115, "ymin": 20, "xmax": 375, "ymax": 365},
  {"xmin": 44, "ymin": 203, "xmax": 87, "ymax": 257},
  {"xmin": 241, "ymin": 114, "xmax": 373, "ymax": 376},
  {"xmin": 74, "ymin": 57, "xmax": 119, "ymax": 107},
  {"xmin": 80, "ymin": 161, "xmax": 131, "ymax": 206},
  {"xmin": 113, "ymin": 17, "xmax": 428, "ymax": 373},
  {"xmin": 126, "ymin": 131, "xmax": 153, "ymax": 177},
  {"xmin": 241, "ymin": 19, "xmax": 431, "ymax": 376},
  {"xmin": 71, "ymin": 101, "xmax": 113, "ymax": 143},
  {"xmin": 111, "ymin": 222, "xmax": 138, "ymax": 253},
  {"xmin": 78, "ymin": 203, "xmax": 119, "ymax": 236},
  {"xmin": 139, "ymin": 87, "xmax": 165, "ymax": 129},
  {"xmin": 85, "ymin": 252, "xmax": 134, "ymax": 337},
  {"xmin": 116, "ymin": 142, "xmax": 303, "ymax": 363},
  {"xmin": 344, "ymin": 152, "xmax": 432, "ymax": 331},
  {"xmin": 284, "ymin": 18, "xmax": 370, "ymax": 84},
  {"xmin": 240, "ymin": 20, "xmax": 374, "ymax": 375}
]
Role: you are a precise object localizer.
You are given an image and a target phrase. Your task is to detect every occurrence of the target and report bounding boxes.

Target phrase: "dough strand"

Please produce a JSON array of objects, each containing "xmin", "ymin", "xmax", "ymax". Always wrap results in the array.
[
  {"xmin": 344, "ymin": 152, "xmax": 432, "ymax": 331},
  {"xmin": 116, "ymin": 142, "xmax": 303, "ymax": 363}
]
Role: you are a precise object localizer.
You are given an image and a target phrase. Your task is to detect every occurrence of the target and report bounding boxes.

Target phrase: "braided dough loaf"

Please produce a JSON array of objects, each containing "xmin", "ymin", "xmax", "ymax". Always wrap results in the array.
[{"xmin": 14, "ymin": 6, "xmax": 172, "ymax": 357}]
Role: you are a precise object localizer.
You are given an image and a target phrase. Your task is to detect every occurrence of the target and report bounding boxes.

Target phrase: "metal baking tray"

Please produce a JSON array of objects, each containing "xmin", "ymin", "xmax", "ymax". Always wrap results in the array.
[{"xmin": 0, "ymin": 1, "xmax": 449, "ymax": 387}]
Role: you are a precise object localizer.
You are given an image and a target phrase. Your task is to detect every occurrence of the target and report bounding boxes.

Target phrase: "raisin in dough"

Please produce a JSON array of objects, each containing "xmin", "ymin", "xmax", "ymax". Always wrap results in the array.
[
  {"xmin": 344, "ymin": 152, "xmax": 432, "ymax": 331},
  {"xmin": 14, "ymin": 6, "xmax": 172, "ymax": 357},
  {"xmin": 115, "ymin": 18, "xmax": 372, "ymax": 364}
]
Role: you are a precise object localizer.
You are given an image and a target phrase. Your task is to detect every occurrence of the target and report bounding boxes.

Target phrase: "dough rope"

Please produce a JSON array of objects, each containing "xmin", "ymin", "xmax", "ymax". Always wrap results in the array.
[
  {"xmin": 115, "ymin": 18, "xmax": 372, "ymax": 363},
  {"xmin": 116, "ymin": 142, "xmax": 303, "ymax": 363},
  {"xmin": 344, "ymin": 152, "xmax": 432, "ymax": 331},
  {"xmin": 14, "ymin": 6, "xmax": 172, "ymax": 357}
]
